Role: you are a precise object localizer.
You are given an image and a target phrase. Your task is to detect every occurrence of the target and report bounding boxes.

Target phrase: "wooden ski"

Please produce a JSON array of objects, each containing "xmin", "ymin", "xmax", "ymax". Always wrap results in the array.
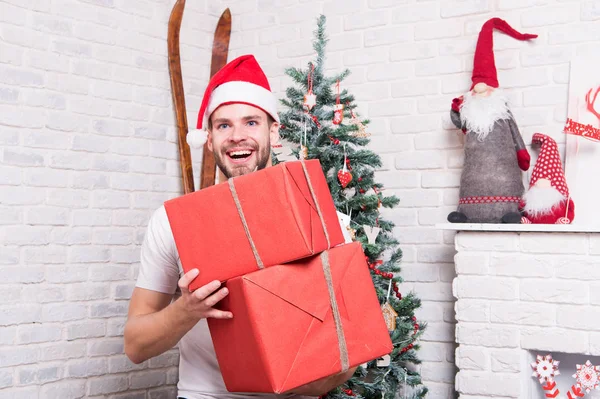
[
  {"xmin": 200, "ymin": 8, "xmax": 231, "ymax": 189},
  {"xmin": 167, "ymin": 0, "xmax": 194, "ymax": 195}
]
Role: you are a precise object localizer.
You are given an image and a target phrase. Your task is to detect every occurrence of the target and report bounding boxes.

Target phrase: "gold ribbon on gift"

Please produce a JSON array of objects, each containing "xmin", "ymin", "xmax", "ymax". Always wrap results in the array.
[{"xmin": 227, "ymin": 159, "xmax": 347, "ymax": 371}]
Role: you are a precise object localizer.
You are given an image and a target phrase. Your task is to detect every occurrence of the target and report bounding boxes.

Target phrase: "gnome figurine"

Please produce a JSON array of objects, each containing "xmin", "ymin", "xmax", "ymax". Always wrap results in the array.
[
  {"xmin": 520, "ymin": 133, "xmax": 575, "ymax": 224},
  {"xmin": 448, "ymin": 18, "xmax": 537, "ymax": 224}
]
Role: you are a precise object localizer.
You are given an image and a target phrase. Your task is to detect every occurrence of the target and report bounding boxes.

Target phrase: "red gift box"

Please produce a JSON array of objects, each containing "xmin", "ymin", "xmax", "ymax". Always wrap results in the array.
[
  {"xmin": 164, "ymin": 159, "xmax": 345, "ymax": 291},
  {"xmin": 207, "ymin": 242, "xmax": 393, "ymax": 394}
]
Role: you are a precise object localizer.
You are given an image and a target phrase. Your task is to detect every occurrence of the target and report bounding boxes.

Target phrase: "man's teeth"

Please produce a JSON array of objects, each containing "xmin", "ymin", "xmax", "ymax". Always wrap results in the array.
[{"xmin": 230, "ymin": 150, "xmax": 251, "ymax": 156}]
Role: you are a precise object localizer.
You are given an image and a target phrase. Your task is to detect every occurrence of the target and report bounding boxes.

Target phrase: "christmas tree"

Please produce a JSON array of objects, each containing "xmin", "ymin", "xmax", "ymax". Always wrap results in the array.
[{"xmin": 273, "ymin": 15, "xmax": 428, "ymax": 399}]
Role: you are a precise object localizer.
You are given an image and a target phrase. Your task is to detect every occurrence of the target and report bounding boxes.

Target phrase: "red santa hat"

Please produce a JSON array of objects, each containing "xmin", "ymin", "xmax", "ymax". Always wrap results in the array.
[
  {"xmin": 471, "ymin": 18, "xmax": 538, "ymax": 90},
  {"xmin": 186, "ymin": 54, "xmax": 280, "ymax": 148},
  {"xmin": 529, "ymin": 133, "xmax": 569, "ymax": 197}
]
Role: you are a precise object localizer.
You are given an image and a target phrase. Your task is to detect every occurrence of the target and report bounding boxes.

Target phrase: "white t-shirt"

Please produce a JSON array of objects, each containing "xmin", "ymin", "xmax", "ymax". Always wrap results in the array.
[{"xmin": 136, "ymin": 205, "xmax": 326, "ymax": 399}]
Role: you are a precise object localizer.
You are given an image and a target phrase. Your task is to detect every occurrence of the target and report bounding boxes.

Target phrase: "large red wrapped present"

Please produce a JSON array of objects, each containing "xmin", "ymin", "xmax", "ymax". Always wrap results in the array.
[
  {"xmin": 207, "ymin": 242, "xmax": 393, "ymax": 394},
  {"xmin": 164, "ymin": 159, "xmax": 345, "ymax": 291}
]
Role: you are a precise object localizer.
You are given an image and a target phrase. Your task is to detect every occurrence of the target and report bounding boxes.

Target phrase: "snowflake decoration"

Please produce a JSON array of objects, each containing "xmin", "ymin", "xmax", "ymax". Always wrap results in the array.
[
  {"xmin": 573, "ymin": 360, "xmax": 600, "ymax": 393},
  {"xmin": 531, "ymin": 354, "xmax": 560, "ymax": 384}
]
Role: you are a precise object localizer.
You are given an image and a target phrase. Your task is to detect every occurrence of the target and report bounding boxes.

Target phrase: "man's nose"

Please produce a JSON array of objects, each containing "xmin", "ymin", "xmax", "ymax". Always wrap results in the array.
[{"xmin": 228, "ymin": 125, "xmax": 248, "ymax": 142}]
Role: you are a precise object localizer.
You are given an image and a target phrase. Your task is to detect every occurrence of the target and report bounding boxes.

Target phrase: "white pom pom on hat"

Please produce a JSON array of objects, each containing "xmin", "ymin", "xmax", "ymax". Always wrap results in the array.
[{"xmin": 186, "ymin": 129, "xmax": 208, "ymax": 149}]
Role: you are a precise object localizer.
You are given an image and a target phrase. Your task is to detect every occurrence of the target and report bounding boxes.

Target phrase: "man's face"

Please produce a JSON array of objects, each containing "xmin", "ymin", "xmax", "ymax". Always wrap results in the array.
[{"xmin": 207, "ymin": 103, "xmax": 279, "ymax": 179}]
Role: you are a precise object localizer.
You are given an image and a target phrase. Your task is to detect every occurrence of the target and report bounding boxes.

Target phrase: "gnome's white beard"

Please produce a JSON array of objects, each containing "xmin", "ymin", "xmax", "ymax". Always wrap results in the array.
[
  {"xmin": 523, "ymin": 184, "xmax": 566, "ymax": 217},
  {"xmin": 460, "ymin": 89, "xmax": 510, "ymax": 141}
]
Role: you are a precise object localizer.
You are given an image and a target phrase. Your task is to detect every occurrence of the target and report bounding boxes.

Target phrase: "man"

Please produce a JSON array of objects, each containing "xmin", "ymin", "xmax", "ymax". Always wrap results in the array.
[
  {"xmin": 447, "ymin": 18, "xmax": 536, "ymax": 224},
  {"xmin": 124, "ymin": 55, "xmax": 355, "ymax": 399}
]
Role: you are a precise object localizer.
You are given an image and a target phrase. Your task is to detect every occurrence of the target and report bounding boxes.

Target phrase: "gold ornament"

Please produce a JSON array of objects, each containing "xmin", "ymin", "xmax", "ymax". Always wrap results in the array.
[
  {"xmin": 300, "ymin": 145, "xmax": 308, "ymax": 160},
  {"xmin": 347, "ymin": 226, "xmax": 356, "ymax": 241}
]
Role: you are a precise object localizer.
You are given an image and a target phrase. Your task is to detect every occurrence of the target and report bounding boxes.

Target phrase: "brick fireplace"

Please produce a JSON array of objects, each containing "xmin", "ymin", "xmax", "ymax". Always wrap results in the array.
[{"xmin": 440, "ymin": 225, "xmax": 600, "ymax": 398}]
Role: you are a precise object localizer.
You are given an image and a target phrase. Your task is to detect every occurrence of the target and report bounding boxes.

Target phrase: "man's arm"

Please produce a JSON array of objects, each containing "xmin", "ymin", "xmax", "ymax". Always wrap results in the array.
[{"xmin": 124, "ymin": 269, "xmax": 232, "ymax": 364}]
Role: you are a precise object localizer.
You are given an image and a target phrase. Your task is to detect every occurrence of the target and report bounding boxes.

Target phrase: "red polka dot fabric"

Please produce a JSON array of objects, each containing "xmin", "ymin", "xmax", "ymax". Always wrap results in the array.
[{"xmin": 530, "ymin": 133, "xmax": 569, "ymax": 197}]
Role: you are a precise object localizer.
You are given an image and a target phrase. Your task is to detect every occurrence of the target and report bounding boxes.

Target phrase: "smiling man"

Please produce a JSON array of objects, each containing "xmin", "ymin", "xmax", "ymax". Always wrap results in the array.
[{"xmin": 124, "ymin": 55, "xmax": 355, "ymax": 399}]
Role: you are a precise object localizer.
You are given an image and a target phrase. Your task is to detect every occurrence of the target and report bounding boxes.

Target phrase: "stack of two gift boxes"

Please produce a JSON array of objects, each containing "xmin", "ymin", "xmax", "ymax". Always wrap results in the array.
[{"xmin": 164, "ymin": 159, "xmax": 393, "ymax": 394}]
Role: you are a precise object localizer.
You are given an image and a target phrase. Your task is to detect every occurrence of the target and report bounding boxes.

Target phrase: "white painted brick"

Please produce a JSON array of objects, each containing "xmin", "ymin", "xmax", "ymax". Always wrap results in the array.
[
  {"xmin": 112, "ymin": 103, "xmax": 150, "ymax": 121},
  {"xmin": 49, "ymin": 152, "xmax": 90, "ymax": 170},
  {"xmin": 23, "ymin": 246, "xmax": 67, "ymax": 265},
  {"xmin": 2, "ymin": 148, "xmax": 44, "ymax": 166},
  {"xmin": 149, "ymin": 386, "xmax": 178, "ymax": 399},
  {"xmin": 72, "ymin": 172, "xmax": 110, "ymax": 190},
  {"xmin": 25, "ymin": 207, "xmax": 69, "ymax": 226},
  {"xmin": 40, "ymin": 379, "xmax": 86, "ymax": 399},
  {"xmin": 112, "ymin": 247, "xmax": 141, "ymax": 264},
  {"xmin": 90, "ymin": 189, "xmax": 129, "ymax": 210},
  {"xmin": 390, "ymin": 42, "xmax": 437, "ymax": 61},
  {"xmin": 456, "ymin": 232, "xmax": 519, "ymax": 252},
  {"xmin": 557, "ymin": 305, "xmax": 600, "ymax": 331},
  {"xmin": 3, "ymin": 226, "xmax": 50, "ymax": 245},
  {"xmin": 456, "ymin": 324, "xmax": 518, "ymax": 348},
  {"xmin": 592, "ymin": 236, "xmax": 600, "ymax": 255},
  {"xmin": 489, "ymin": 253, "xmax": 554, "ymax": 277},
  {"xmin": 415, "ymin": 20, "xmax": 462, "ymax": 40},
  {"xmin": 89, "ymin": 265, "xmax": 130, "ymax": 282},
  {"xmin": 45, "ymin": 265, "xmax": 88, "ymax": 284},
  {"xmin": 391, "ymin": 115, "xmax": 440, "ymax": 134},
  {"xmin": 18, "ymin": 324, "xmax": 62, "ymax": 344},
  {"xmin": 69, "ymin": 246, "xmax": 110, "ymax": 263},
  {"xmin": 520, "ymin": 279, "xmax": 588, "ymax": 304},
  {"xmin": 349, "ymin": 82, "xmax": 391, "ymax": 101},
  {"xmin": 67, "ymin": 320, "xmax": 106, "ymax": 340},
  {"xmin": 344, "ymin": 47, "xmax": 388, "ymax": 66},
  {"xmin": 106, "ymin": 317, "xmax": 126, "ymax": 337},
  {"xmin": 497, "ymin": 0, "xmax": 550, "ymax": 10},
  {"xmin": 520, "ymin": 233, "xmax": 587, "ymax": 254},
  {"xmin": 364, "ymin": 26, "xmax": 412, "ymax": 47},
  {"xmin": 416, "ymin": 56, "xmax": 464, "ymax": 77},
  {"xmin": 420, "ymin": 321, "xmax": 455, "ymax": 342},
  {"xmin": 417, "ymin": 244, "xmax": 455, "ymax": 264},
  {"xmin": 521, "ymin": 46, "xmax": 575, "ymax": 68},
  {"xmin": 23, "ymin": 168, "xmax": 68, "ymax": 188},
  {"xmin": 133, "ymin": 192, "xmax": 169, "ymax": 210},
  {"xmin": 415, "ymin": 131, "xmax": 463, "ymax": 150},
  {"xmin": 68, "ymin": 283, "xmax": 110, "ymax": 301},
  {"xmin": 491, "ymin": 302, "xmax": 555, "ymax": 327},
  {"xmin": 454, "ymin": 276, "xmax": 518, "ymax": 300},
  {"xmin": 93, "ymin": 228, "xmax": 132, "ymax": 245},
  {"xmin": 454, "ymin": 252, "xmax": 488, "ymax": 275},
  {"xmin": 47, "ymin": 189, "xmax": 90, "ymax": 208},
  {"xmin": 499, "ymin": 67, "xmax": 550, "ymax": 88},
  {"xmin": 67, "ymin": 358, "xmax": 108, "ymax": 378},
  {"xmin": 130, "ymin": 157, "xmax": 166, "ymax": 175},
  {"xmin": 0, "ymin": 165, "xmax": 21, "ymax": 185},
  {"xmin": 582, "ymin": 0, "xmax": 600, "ymax": 20},
  {"xmin": 523, "ymin": 86, "xmax": 568, "ymax": 107},
  {"xmin": 40, "ymin": 341, "xmax": 86, "ymax": 362},
  {"xmin": 368, "ymin": 99, "xmax": 414, "ymax": 117},
  {"xmin": 0, "ymin": 387, "xmax": 39, "ymax": 399},
  {"xmin": 421, "ymin": 171, "xmax": 461, "ymax": 188},
  {"xmin": 392, "ymin": 3, "xmax": 438, "ymax": 23},
  {"xmin": 51, "ymin": 227, "xmax": 92, "ymax": 245},
  {"xmin": 366, "ymin": 63, "xmax": 413, "ymax": 81},
  {"xmin": 151, "ymin": 176, "xmax": 181, "ymax": 193},
  {"xmin": 456, "ymin": 345, "xmax": 488, "ymax": 370},
  {"xmin": 42, "ymin": 302, "xmax": 87, "ymax": 322},
  {"xmin": 455, "ymin": 300, "xmax": 489, "ymax": 323},
  {"xmin": 166, "ymin": 366, "xmax": 179, "ymax": 385},
  {"xmin": 392, "ymin": 78, "xmax": 439, "ymax": 98},
  {"xmin": 441, "ymin": 0, "xmax": 490, "ymax": 18},
  {"xmin": 555, "ymin": 256, "xmax": 600, "ymax": 280},
  {"xmin": 397, "ymin": 262, "xmax": 439, "ymax": 282},
  {"xmin": 521, "ymin": 4, "xmax": 579, "ymax": 27},
  {"xmin": 88, "ymin": 375, "xmax": 129, "ymax": 395},
  {"xmin": 393, "ymin": 150, "xmax": 444, "ymax": 170},
  {"xmin": 90, "ymin": 301, "xmax": 129, "ymax": 319},
  {"xmin": 455, "ymin": 370, "xmax": 520, "ymax": 397},
  {"xmin": 0, "ymin": 346, "xmax": 39, "ymax": 368},
  {"xmin": 411, "ymin": 281, "xmax": 454, "ymax": 302},
  {"xmin": 420, "ymin": 361, "xmax": 456, "ymax": 383},
  {"xmin": 0, "ymin": 266, "xmax": 44, "ymax": 284},
  {"xmin": 71, "ymin": 210, "xmax": 110, "ymax": 227},
  {"xmin": 521, "ymin": 327, "xmax": 588, "ymax": 353},
  {"xmin": 87, "ymin": 337, "xmax": 124, "ymax": 356}
]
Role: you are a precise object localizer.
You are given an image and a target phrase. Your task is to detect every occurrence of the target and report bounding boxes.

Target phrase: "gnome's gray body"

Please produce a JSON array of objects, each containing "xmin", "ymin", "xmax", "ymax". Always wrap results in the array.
[{"xmin": 450, "ymin": 109, "xmax": 526, "ymax": 223}]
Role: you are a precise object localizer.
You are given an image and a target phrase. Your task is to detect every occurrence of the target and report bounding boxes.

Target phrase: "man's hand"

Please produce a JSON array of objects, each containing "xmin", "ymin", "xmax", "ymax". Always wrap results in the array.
[
  {"xmin": 124, "ymin": 269, "xmax": 232, "ymax": 364},
  {"xmin": 286, "ymin": 367, "xmax": 357, "ymax": 397},
  {"xmin": 175, "ymin": 268, "xmax": 233, "ymax": 322}
]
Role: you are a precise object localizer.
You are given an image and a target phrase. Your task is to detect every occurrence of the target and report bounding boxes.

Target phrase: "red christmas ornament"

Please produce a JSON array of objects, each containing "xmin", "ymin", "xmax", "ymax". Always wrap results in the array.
[{"xmin": 338, "ymin": 170, "xmax": 352, "ymax": 188}]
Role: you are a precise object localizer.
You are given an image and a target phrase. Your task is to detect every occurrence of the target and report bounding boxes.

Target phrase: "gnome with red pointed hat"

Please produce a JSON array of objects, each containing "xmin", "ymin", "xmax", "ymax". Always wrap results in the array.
[
  {"xmin": 520, "ymin": 133, "xmax": 575, "ymax": 224},
  {"xmin": 448, "ymin": 18, "xmax": 537, "ymax": 224}
]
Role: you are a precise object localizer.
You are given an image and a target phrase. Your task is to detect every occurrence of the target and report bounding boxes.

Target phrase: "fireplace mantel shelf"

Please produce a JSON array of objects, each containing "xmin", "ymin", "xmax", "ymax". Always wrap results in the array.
[{"xmin": 436, "ymin": 223, "xmax": 600, "ymax": 233}]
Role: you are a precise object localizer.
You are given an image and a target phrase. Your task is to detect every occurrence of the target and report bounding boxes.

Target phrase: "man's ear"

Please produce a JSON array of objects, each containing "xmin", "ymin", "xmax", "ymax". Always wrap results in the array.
[
  {"xmin": 269, "ymin": 121, "xmax": 280, "ymax": 147},
  {"xmin": 206, "ymin": 130, "xmax": 213, "ymax": 152}
]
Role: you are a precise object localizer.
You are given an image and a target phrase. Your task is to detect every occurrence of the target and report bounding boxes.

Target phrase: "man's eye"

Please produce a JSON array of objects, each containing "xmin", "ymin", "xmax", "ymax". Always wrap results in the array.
[
  {"xmin": 247, "ymin": 120, "xmax": 257, "ymax": 126},
  {"xmin": 218, "ymin": 124, "xmax": 229, "ymax": 129}
]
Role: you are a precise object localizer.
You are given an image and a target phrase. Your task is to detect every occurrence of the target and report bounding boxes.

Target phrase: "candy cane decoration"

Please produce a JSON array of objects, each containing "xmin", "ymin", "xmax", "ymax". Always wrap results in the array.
[{"xmin": 531, "ymin": 354, "xmax": 561, "ymax": 397}]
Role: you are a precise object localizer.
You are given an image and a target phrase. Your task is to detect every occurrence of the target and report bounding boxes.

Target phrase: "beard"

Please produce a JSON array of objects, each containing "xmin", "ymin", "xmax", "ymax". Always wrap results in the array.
[
  {"xmin": 460, "ymin": 88, "xmax": 510, "ymax": 141},
  {"xmin": 523, "ymin": 184, "xmax": 566, "ymax": 217},
  {"xmin": 213, "ymin": 139, "xmax": 271, "ymax": 179}
]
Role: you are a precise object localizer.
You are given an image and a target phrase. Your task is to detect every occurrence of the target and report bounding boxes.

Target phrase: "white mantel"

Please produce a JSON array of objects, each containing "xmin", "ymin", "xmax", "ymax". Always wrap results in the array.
[{"xmin": 437, "ymin": 224, "xmax": 600, "ymax": 398}]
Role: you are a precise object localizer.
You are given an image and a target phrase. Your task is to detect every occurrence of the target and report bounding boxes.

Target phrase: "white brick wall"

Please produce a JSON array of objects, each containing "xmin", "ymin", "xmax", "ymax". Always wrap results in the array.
[
  {"xmin": 0, "ymin": 0, "xmax": 215, "ymax": 396},
  {"xmin": 1, "ymin": 0, "xmax": 597, "ymax": 397},
  {"xmin": 453, "ymin": 231, "xmax": 600, "ymax": 398}
]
